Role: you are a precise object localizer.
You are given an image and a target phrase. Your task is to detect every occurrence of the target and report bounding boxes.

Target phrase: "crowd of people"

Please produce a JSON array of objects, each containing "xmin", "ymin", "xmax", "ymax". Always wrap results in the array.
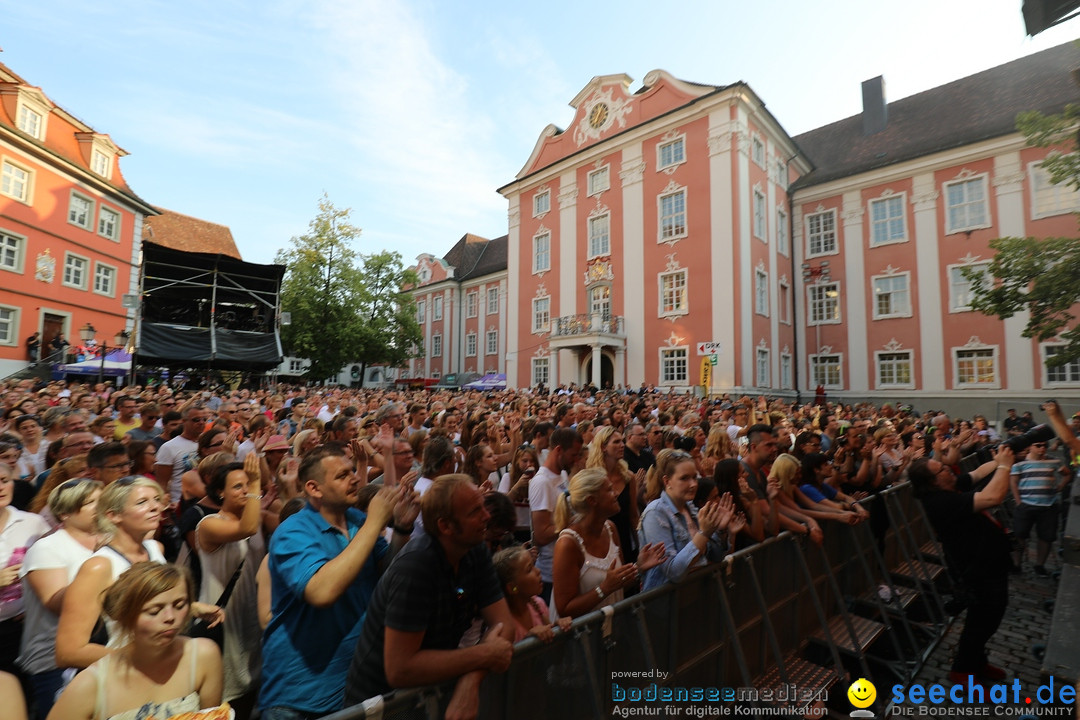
[{"xmin": 0, "ymin": 375, "xmax": 1076, "ymax": 720}]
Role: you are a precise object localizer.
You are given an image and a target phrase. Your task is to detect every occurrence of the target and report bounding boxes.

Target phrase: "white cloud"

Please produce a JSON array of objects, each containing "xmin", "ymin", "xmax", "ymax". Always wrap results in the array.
[{"xmin": 302, "ymin": 0, "xmax": 509, "ymax": 248}]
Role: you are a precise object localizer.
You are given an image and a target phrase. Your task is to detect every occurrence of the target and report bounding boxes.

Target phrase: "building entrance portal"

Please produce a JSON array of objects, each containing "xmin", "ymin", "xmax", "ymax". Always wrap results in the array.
[{"xmin": 584, "ymin": 354, "xmax": 614, "ymax": 390}]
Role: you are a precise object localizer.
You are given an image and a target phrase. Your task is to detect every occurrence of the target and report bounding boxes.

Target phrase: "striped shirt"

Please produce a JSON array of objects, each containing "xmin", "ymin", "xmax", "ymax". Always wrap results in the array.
[{"xmin": 1011, "ymin": 459, "xmax": 1061, "ymax": 507}]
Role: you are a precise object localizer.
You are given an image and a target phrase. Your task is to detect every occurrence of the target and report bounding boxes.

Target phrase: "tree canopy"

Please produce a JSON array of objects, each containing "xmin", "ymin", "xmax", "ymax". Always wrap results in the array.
[
  {"xmin": 276, "ymin": 196, "xmax": 421, "ymax": 382},
  {"xmin": 967, "ymin": 104, "xmax": 1080, "ymax": 366}
]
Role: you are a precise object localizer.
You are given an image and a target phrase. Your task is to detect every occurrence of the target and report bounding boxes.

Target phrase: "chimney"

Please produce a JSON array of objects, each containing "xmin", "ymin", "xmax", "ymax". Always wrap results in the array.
[{"xmin": 861, "ymin": 76, "xmax": 887, "ymax": 135}]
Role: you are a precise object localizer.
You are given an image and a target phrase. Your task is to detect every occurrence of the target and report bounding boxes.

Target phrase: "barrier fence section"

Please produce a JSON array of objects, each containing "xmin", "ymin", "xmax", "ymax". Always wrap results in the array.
[{"xmin": 321, "ymin": 482, "xmax": 950, "ymax": 720}]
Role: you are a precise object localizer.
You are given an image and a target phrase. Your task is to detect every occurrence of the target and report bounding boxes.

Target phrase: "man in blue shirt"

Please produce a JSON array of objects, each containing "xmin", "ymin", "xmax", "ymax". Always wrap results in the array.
[{"xmin": 260, "ymin": 445, "xmax": 419, "ymax": 719}]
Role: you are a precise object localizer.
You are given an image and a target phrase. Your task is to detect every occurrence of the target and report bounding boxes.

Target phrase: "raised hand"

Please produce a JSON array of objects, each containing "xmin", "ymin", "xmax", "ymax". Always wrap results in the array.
[{"xmin": 635, "ymin": 542, "xmax": 665, "ymax": 573}]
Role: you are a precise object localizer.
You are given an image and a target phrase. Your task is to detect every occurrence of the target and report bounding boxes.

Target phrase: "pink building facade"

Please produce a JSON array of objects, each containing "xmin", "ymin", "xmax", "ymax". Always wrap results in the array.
[
  {"xmin": 498, "ymin": 71, "xmax": 808, "ymax": 395},
  {"xmin": 0, "ymin": 61, "xmax": 156, "ymax": 377},
  {"xmin": 405, "ymin": 234, "xmax": 508, "ymax": 381},
  {"xmin": 408, "ymin": 43, "xmax": 1080, "ymax": 413}
]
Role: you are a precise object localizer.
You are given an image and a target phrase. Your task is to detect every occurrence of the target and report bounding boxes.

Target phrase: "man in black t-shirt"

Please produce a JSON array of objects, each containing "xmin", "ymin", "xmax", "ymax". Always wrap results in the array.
[
  {"xmin": 910, "ymin": 445, "xmax": 1015, "ymax": 687},
  {"xmin": 344, "ymin": 475, "xmax": 514, "ymax": 717}
]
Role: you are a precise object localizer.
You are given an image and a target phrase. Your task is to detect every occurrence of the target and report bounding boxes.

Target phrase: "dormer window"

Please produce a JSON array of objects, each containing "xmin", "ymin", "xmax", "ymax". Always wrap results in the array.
[
  {"xmin": 14, "ymin": 88, "xmax": 50, "ymax": 141},
  {"xmin": 17, "ymin": 106, "xmax": 43, "ymax": 139},
  {"xmin": 91, "ymin": 149, "xmax": 111, "ymax": 179}
]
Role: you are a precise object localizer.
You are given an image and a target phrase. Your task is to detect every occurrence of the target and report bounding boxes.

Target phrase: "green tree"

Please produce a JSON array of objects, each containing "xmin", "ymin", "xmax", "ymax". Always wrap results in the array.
[
  {"xmin": 354, "ymin": 250, "xmax": 422, "ymax": 385},
  {"xmin": 275, "ymin": 195, "xmax": 366, "ymax": 381},
  {"xmin": 967, "ymin": 104, "xmax": 1080, "ymax": 366}
]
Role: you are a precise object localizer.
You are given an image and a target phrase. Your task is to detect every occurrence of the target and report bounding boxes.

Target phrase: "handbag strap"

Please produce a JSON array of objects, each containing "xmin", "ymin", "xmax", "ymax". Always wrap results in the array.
[{"xmin": 214, "ymin": 557, "xmax": 245, "ymax": 608}]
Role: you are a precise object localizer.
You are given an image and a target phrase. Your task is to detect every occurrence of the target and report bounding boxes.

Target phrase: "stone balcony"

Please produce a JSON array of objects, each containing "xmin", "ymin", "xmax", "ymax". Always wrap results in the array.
[{"xmin": 549, "ymin": 313, "xmax": 625, "ymax": 349}]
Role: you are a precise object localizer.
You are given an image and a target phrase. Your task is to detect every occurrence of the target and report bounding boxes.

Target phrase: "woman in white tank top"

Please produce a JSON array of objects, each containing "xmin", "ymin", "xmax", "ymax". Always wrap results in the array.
[
  {"xmin": 47, "ymin": 562, "xmax": 223, "ymax": 720},
  {"xmin": 56, "ymin": 478, "xmax": 223, "ymax": 670},
  {"xmin": 550, "ymin": 468, "xmax": 665, "ymax": 619}
]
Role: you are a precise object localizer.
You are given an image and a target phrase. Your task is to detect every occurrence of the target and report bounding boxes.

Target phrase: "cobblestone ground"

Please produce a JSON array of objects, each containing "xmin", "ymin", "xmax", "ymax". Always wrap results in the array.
[{"xmin": 892, "ymin": 552, "xmax": 1070, "ymax": 715}]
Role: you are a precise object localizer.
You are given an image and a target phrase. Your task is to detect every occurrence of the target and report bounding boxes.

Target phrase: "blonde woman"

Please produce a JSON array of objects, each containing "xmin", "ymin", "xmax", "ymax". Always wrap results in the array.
[
  {"xmin": 700, "ymin": 425, "xmax": 736, "ymax": 479},
  {"xmin": 18, "ymin": 479, "xmax": 103, "ymax": 716},
  {"xmin": 586, "ymin": 426, "xmax": 642, "ymax": 563},
  {"xmin": 55, "ymin": 477, "xmax": 222, "ymax": 669},
  {"xmin": 48, "ymin": 562, "xmax": 223, "ymax": 720},
  {"xmin": 551, "ymin": 468, "xmax": 663, "ymax": 619}
]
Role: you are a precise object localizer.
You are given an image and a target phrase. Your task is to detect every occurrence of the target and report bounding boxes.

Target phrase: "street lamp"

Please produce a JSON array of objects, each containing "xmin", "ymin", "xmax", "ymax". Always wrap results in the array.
[{"xmin": 77, "ymin": 323, "xmax": 130, "ymax": 384}]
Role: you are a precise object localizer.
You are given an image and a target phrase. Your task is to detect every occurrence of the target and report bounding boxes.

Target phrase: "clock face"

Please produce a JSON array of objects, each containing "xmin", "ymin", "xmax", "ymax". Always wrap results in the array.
[{"xmin": 588, "ymin": 103, "xmax": 609, "ymax": 129}]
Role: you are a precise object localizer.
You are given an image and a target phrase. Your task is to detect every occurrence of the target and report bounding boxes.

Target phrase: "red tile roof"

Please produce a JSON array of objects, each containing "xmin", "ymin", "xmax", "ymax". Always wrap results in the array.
[{"xmin": 142, "ymin": 209, "xmax": 241, "ymax": 259}]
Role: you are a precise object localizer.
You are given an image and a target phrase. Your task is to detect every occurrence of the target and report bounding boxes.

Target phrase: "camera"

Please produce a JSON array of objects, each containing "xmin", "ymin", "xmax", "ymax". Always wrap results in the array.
[
  {"xmin": 672, "ymin": 435, "xmax": 697, "ymax": 452},
  {"xmin": 958, "ymin": 423, "xmax": 1057, "ymax": 474}
]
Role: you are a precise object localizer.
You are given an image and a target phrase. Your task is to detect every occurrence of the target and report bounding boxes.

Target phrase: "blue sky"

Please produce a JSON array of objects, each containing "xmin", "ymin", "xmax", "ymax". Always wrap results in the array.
[{"xmin": 3, "ymin": 1, "xmax": 1077, "ymax": 265}]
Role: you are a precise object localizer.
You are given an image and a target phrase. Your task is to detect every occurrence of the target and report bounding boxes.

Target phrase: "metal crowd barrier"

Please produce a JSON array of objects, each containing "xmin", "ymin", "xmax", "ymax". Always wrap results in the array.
[{"xmin": 321, "ymin": 482, "xmax": 951, "ymax": 720}]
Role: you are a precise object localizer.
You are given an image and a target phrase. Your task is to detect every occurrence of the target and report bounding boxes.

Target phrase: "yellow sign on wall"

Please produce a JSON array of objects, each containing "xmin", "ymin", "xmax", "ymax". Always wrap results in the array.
[{"xmin": 700, "ymin": 356, "xmax": 712, "ymax": 388}]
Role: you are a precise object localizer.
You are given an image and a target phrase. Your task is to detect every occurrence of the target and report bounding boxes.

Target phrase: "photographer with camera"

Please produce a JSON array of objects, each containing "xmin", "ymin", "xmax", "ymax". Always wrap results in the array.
[{"xmin": 909, "ymin": 444, "xmax": 1015, "ymax": 687}]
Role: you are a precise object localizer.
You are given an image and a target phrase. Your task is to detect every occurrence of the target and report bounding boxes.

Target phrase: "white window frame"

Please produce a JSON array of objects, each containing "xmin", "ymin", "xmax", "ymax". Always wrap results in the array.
[
  {"xmin": 1041, "ymin": 344, "xmax": 1080, "ymax": 387},
  {"xmin": 465, "ymin": 332, "xmax": 477, "ymax": 357},
  {"xmin": 944, "ymin": 175, "xmax": 991, "ymax": 234},
  {"xmin": 532, "ymin": 296, "xmax": 550, "ymax": 333},
  {"xmin": 486, "ymin": 287, "xmax": 499, "ymax": 315},
  {"xmin": 486, "ymin": 330, "xmax": 498, "ymax": 355},
  {"xmin": 755, "ymin": 269, "xmax": 769, "ymax": 316},
  {"xmin": 1, "ymin": 159, "xmax": 33, "ymax": 204},
  {"xmin": 805, "ymin": 209, "xmax": 837, "ymax": 257},
  {"xmin": 532, "ymin": 231, "xmax": 551, "ymax": 274},
  {"xmin": 947, "ymin": 262, "xmax": 990, "ymax": 313},
  {"xmin": 871, "ymin": 272, "xmax": 912, "ymax": 319},
  {"xmin": 751, "ymin": 136, "xmax": 765, "ymax": 168},
  {"xmin": 431, "ymin": 333, "xmax": 443, "ymax": 358},
  {"xmin": 808, "ymin": 282, "xmax": 841, "ymax": 325},
  {"xmin": 465, "ymin": 290, "xmax": 478, "ymax": 318},
  {"xmin": 868, "ymin": 194, "xmax": 907, "ymax": 246},
  {"xmin": 432, "ymin": 295, "xmax": 443, "ymax": 321},
  {"xmin": 875, "ymin": 350, "xmax": 915, "ymax": 389},
  {"xmin": 0, "ymin": 230, "xmax": 26, "ymax": 274},
  {"xmin": 589, "ymin": 284, "xmax": 611, "ymax": 319},
  {"xmin": 658, "ymin": 269, "xmax": 688, "ymax": 317},
  {"xmin": 658, "ymin": 188, "xmax": 687, "ymax": 242},
  {"xmin": 93, "ymin": 262, "xmax": 117, "ymax": 298},
  {"xmin": 657, "ymin": 135, "xmax": 686, "ymax": 172},
  {"xmin": 809, "ymin": 353, "xmax": 843, "ymax": 390},
  {"xmin": 97, "ymin": 205, "xmax": 121, "ymax": 242},
  {"xmin": 533, "ymin": 190, "xmax": 550, "ymax": 217},
  {"xmin": 780, "ymin": 353, "xmax": 792, "ymax": 390},
  {"xmin": 68, "ymin": 191, "xmax": 94, "ymax": 230},
  {"xmin": 778, "ymin": 279, "xmax": 791, "ymax": 325},
  {"xmin": 756, "ymin": 348, "xmax": 770, "ymax": 387},
  {"xmin": 416, "ymin": 299, "xmax": 426, "ymax": 323},
  {"xmin": 753, "ymin": 190, "xmax": 766, "ymax": 240},
  {"xmin": 0, "ymin": 305, "xmax": 17, "ymax": 346},
  {"xmin": 1029, "ymin": 161, "xmax": 1080, "ymax": 219},
  {"xmin": 531, "ymin": 357, "xmax": 550, "ymax": 387},
  {"xmin": 775, "ymin": 159, "xmax": 787, "ymax": 190},
  {"xmin": 16, "ymin": 104, "xmax": 44, "ymax": 140},
  {"xmin": 62, "ymin": 252, "xmax": 89, "ymax": 291},
  {"xmin": 776, "ymin": 208, "xmax": 788, "ymax": 256},
  {"xmin": 90, "ymin": 149, "xmax": 112, "ymax": 179},
  {"xmin": 659, "ymin": 346, "xmax": 689, "ymax": 385},
  {"xmin": 588, "ymin": 213, "xmax": 610, "ymax": 259},
  {"xmin": 953, "ymin": 346, "xmax": 999, "ymax": 389},
  {"xmin": 587, "ymin": 165, "xmax": 610, "ymax": 196}
]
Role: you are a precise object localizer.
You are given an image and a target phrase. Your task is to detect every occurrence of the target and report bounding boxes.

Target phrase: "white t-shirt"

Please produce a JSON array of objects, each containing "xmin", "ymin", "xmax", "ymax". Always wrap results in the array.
[
  {"xmin": 0, "ymin": 508, "xmax": 51, "ymax": 621},
  {"xmin": 157, "ymin": 435, "xmax": 198, "ymax": 505},
  {"xmin": 529, "ymin": 465, "xmax": 568, "ymax": 583},
  {"xmin": 17, "ymin": 528, "xmax": 94, "ymax": 674}
]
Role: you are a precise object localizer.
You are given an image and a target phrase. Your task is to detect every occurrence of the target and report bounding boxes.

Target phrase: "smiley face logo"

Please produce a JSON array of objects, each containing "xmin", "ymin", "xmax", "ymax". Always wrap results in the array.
[{"xmin": 847, "ymin": 677, "xmax": 876, "ymax": 709}]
